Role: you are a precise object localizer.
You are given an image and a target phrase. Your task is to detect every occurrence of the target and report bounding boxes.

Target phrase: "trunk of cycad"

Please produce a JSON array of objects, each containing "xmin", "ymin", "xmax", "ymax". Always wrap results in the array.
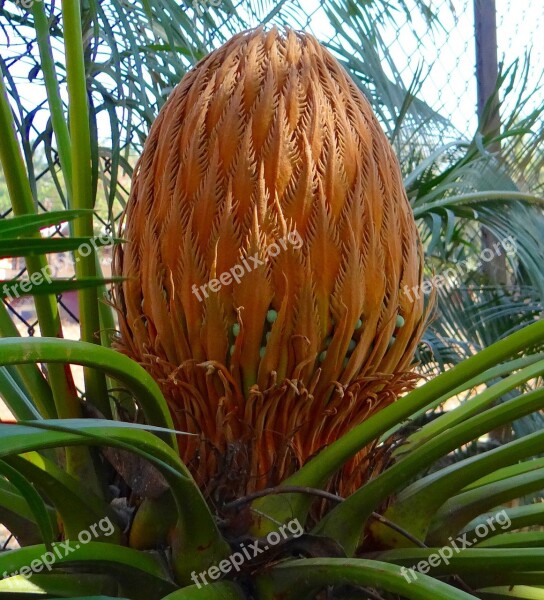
[{"xmin": 113, "ymin": 27, "xmax": 427, "ymax": 505}]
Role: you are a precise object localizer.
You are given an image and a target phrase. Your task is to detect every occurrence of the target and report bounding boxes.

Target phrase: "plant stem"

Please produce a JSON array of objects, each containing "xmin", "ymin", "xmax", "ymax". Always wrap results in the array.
[
  {"xmin": 0, "ymin": 71, "xmax": 76, "ymax": 416},
  {"xmin": 61, "ymin": 0, "xmax": 111, "ymax": 418},
  {"xmin": 0, "ymin": 64, "xmax": 100, "ymax": 490},
  {"xmin": 31, "ymin": 1, "xmax": 73, "ymax": 204}
]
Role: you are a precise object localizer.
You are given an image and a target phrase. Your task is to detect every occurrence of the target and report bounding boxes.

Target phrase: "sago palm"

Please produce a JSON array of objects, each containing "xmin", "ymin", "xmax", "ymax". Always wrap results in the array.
[
  {"xmin": 112, "ymin": 27, "xmax": 428, "ymax": 502},
  {"xmin": 0, "ymin": 4, "xmax": 543, "ymax": 600}
]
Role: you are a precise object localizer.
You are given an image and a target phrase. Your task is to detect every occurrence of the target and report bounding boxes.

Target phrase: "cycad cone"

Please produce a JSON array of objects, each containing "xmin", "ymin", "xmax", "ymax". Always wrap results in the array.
[{"xmin": 113, "ymin": 28, "xmax": 426, "ymax": 501}]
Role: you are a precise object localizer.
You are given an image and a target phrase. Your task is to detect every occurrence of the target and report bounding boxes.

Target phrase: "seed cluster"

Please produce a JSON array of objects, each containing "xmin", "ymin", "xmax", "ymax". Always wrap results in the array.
[{"xmin": 113, "ymin": 28, "xmax": 427, "ymax": 498}]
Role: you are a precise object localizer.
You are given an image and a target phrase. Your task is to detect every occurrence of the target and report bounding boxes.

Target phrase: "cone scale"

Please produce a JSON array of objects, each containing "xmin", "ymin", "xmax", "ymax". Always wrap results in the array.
[{"xmin": 113, "ymin": 28, "xmax": 426, "ymax": 501}]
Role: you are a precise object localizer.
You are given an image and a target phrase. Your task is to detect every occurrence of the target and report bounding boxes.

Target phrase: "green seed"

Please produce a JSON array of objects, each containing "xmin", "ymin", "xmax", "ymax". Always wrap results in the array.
[
  {"xmin": 388, "ymin": 336, "xmax": 396, "ymax": 348},
  {"xmin": 266, "ymin": 332, "xmax": 271, "ymax": 342},
  {"xmin": 260, "ymin": 347, "xmax": 266, "ymax": 358},
  {"xmin": 229, "ymin": 345, "xmax": 235, "ymax": 356},
  {"xmin": 395, "ymin": 315, "xmax": 405, "ymax": 328},
  {"xmin": 348, "ymin": 339, "xmax": 356, "ymax": 351},
  {"xmin": 355, "ymin": 318, "xmax": 363, "ymax": 329},
  {"xmin": 267, "ymin": 309, "xmax": 278, "ymax": 323},
  {"xmin": 319, "ymin": 351, "xmax": 327, "ymax": 362},
  {"xmin": 325, "ymin": 336, "xmax": 332, "ymax": 347},
  {"xmin": 232, "ymin": 323, "xmax": 240, "ymax": 337}
]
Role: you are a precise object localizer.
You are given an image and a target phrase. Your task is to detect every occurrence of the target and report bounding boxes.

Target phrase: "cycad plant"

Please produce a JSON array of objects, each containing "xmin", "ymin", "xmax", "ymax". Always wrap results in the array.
[
  {"xmin": 0, "ymin": 2, "xmax": 543, "ymax": 600},
  {"xmin": 112, "ymin": 27, "xmax": 427, "ymax": 501}
]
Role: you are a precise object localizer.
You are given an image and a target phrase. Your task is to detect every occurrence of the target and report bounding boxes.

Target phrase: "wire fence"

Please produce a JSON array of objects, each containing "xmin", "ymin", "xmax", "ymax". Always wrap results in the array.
[{"xmin": 0, "ymin": 0, "xmax": 542, "ymax": 337}]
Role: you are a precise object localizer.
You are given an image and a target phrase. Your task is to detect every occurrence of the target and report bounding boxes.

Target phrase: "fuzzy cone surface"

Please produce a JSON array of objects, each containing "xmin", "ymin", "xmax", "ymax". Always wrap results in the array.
[{"xmin": 113, "ymin": 27, "xmax": 427, "ymax": 502}]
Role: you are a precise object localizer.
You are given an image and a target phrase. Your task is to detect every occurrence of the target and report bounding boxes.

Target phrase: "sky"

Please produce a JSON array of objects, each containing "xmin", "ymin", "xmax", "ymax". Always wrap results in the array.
[{"xmin": 303, "ymin": 0, "xmax": 543, "ymax": 136}]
